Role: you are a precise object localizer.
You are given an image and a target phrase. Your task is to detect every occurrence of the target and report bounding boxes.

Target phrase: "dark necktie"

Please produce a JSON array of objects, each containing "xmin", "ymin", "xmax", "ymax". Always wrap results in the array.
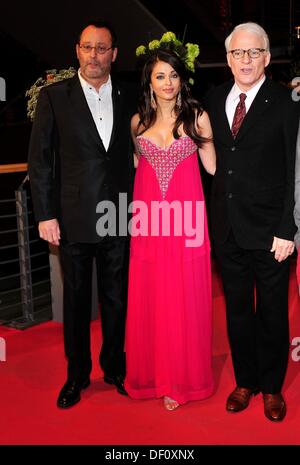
[{"xmin": 231, "ymin": 93, "xmax": 247, "ymax": 138}]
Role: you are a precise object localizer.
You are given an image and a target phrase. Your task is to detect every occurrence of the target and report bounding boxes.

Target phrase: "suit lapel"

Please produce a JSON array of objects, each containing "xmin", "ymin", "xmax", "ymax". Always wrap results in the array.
[
  {"xmin": 108, "ymin": 80, "xmax": 122, "ymax": 151},
  {"xmin": 215, "ymin": 81, "xmax": 234, "ymax": 144},
  {"xmin": 234, "ymin": 78, "xmax": 275, "ymax": 142},
  {"xmin": 67, "ymin": 75, "xmax": 106, "ymax": 151}
]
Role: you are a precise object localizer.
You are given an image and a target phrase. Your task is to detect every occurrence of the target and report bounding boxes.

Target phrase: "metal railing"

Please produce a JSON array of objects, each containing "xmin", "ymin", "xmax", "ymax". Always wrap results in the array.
[{"xmin": 0, "ymin": 165, "xmax": 52, "ymax": 329}]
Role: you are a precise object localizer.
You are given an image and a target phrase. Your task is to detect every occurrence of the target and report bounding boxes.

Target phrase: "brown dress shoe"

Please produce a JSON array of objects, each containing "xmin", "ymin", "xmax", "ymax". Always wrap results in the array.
[
  {"xmin": 263, "ymin": 393, "xmax": 286, "ymax": 422},
  {"xmin": 226, "ymin": 386, "xmax": 260, "ymax": 413}
]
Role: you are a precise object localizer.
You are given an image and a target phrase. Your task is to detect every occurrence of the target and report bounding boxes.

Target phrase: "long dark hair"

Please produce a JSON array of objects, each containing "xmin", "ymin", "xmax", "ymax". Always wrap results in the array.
[{"xmin": 137, "ymin": 49, "xmax": 208, "ymax": 147}]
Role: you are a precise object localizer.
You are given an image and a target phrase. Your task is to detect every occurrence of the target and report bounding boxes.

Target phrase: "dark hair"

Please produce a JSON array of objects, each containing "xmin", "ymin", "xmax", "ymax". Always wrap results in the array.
[
  {"xmin": 78, "ymin": 20, "xmax": 117, "ymax": 48},
  {"xmin": 137, "ymin": 49, "xmax": 207, "ymax": 147}
]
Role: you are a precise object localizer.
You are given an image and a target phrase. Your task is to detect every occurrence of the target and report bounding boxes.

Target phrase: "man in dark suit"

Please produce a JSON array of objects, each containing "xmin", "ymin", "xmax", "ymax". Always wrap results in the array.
[
  {"xmin": 294, "ymin": 121, "xmax": 300, "ymax": 292},
  {"xmin": 28, "ymin": 20, "xmax": 136, "ymax": 408},
  {"xmin": 206, "ymin": 22, "xmax": 299, "ymax": 421}
]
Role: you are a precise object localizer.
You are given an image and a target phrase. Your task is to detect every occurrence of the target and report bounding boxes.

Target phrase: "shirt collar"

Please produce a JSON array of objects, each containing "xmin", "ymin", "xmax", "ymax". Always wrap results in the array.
[
  {"xmin": 78, "ymin": 70, "xmax": 112, "ymax": 95},
  {"xmin": 232, "ymin": 76, "xmax": 266, "ymax": 102}
]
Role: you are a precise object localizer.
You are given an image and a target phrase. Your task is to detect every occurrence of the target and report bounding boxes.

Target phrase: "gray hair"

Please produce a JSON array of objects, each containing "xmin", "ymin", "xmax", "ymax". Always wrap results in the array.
[{"xmin": 225, "ymin": 22, "xmax": 270, "ymax": 52}]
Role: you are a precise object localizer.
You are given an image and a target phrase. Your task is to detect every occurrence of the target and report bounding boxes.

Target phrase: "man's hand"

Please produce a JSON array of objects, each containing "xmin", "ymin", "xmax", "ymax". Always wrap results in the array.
[
  {"xmin": 38, "ymin": 219, "xmax": 61, "ymax": 246},
  {"xmin": 270, "ymin": 236, "xmax": 295, "ymax": 262}
]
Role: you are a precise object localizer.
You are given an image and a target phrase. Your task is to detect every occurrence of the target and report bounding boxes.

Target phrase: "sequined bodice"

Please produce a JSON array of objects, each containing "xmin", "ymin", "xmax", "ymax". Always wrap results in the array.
[{"xmin": 137, "ymin": 136, "xmax": 198, "ymax": 199}]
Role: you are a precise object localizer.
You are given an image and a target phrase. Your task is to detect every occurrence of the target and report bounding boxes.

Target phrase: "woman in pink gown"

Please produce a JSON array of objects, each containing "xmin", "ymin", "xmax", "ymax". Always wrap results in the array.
[{"xmin": 125, "ymin": 43, "xmax": 216, "ymax": 410}]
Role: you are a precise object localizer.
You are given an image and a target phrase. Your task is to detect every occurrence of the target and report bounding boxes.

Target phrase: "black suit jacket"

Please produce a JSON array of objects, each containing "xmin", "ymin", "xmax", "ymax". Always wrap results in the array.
[
  {"xmin": 206, "ymin": 77, "xmax": 299, "ymax": 249},
  {"xmin": 28, "ymin": 74, "xmax": 136, "ymax": 242}
]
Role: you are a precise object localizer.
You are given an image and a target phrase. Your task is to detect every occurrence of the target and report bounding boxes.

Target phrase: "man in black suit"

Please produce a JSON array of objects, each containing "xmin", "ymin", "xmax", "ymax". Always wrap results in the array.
[
  {"xmin": 206, "ymin": 22, "xmax": 299, "ymax": 421},
  {"xmin": 294, "ymin": 121, "xmax": 300, "ymax": 291},
  {"xmin": 28, "ymin": 20, "xmax": 136, "ymax": 408}
]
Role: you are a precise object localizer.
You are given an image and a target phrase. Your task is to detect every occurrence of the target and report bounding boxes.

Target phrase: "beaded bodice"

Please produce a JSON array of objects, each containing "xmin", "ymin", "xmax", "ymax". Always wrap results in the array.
[{"xmin": 136, "ymin": 136, "xmax": 198, "ymax": 199}]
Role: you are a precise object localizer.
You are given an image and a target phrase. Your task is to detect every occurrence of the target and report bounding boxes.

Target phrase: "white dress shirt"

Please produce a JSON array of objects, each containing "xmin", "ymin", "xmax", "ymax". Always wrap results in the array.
[
  {"xmin": 78, "ymin": 70, "xmax": 113, "ymax": 151},
  {"xmin": 226, "ymin": 76, "xmax": 266, "ymax": 128}
]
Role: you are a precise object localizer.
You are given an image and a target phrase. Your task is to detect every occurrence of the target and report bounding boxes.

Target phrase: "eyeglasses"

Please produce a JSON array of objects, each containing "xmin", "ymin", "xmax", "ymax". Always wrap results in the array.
[
  {"xmin": 79, "ymin": 44, "xmax": 113, "ymax": 55},
  {"xmin": 228, "ymin": 48, "xmax": 266, "ymax": 59}
]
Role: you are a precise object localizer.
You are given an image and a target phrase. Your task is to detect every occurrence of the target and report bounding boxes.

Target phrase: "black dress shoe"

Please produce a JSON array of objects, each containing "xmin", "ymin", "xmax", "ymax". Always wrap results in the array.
[
  {"xmin": 57, "ymin": 378, "xmax": 90, "ymax": 409},
  {"xmin": 226, "ymin": 386, "xmax": 260, "ymax": 413},
  {"xmin": 263, "ymin": 393, "xmax": 286, "ymax": 422},
  {"xmin": 104, "ymin": 374, "xmax": 127, "ymax": 396}
]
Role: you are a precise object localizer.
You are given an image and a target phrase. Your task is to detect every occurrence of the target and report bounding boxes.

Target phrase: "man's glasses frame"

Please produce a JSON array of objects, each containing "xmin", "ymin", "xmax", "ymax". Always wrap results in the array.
[
  {"xmin": 228, "ymin": 48, "xmax": 267, "ymax": 59},
  {"xmin": 79, "ymin": 44, "xmax": 113, "ymax": 55}
]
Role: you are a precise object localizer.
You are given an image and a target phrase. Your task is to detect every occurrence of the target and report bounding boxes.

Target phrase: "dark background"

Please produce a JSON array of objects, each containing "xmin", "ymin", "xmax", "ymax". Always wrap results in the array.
[{"xmin": 0, "ymin": 0, "xmax": 299, "ymax": 165}]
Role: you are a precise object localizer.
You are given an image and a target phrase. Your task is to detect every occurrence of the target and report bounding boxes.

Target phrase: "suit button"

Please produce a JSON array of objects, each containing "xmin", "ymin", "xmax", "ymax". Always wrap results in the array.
[
  {"xmin": 228, "ymin": 169, "xmax": 233, "ymax": 175},
  {"xmin": 228, "ymin": 193, "xmax": 233, "ymax": 199},
  {"xmin": 231, "ymin": 146, "xmax": 236, "ymax": 151}
]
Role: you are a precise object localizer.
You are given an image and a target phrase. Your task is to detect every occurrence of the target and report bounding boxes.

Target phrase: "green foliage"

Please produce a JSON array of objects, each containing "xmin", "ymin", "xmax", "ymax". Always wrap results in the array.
[
  {"xmin": 135, "ymin": 31, "xmax": 200, "ymax": 83},
  {"xmin": 25, "ymin": 67, "xmax": 76, "ymax": 121}
]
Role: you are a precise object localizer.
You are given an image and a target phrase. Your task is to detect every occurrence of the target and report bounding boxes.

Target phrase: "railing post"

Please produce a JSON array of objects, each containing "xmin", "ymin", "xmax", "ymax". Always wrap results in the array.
[{"xmin": 15, "ymin": 175, "xmax": 34, "ymax": 322}]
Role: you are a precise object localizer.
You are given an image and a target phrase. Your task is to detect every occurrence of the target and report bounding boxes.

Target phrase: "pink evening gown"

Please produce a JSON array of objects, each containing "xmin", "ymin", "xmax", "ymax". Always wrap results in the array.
[{"xmin": 125, "ymin": 135, "xmax": 214, "ymax": 405}]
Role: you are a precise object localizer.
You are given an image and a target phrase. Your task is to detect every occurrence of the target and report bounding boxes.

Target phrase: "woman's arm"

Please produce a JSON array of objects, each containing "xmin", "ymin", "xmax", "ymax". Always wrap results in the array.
[{"xmin": 131, "ymin": 113, "xmax": 141, "ymax": 169}]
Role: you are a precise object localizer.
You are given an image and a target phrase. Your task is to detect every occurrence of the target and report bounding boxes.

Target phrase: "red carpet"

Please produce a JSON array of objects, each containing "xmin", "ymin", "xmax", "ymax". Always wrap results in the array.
[{"xmin": 0, "ymin": 260, "xmax": 300, "ymax": 445}]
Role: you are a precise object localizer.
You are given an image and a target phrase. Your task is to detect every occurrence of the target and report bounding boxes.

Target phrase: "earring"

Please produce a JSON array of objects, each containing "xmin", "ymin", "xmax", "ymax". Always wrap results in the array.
[
  {"xmin": 150, "ymin": 88, "xmax": 157, "ymax": 110},
  {"xmin": 176, "ymin": 91, "xmax": 182, "ymax": 109}
]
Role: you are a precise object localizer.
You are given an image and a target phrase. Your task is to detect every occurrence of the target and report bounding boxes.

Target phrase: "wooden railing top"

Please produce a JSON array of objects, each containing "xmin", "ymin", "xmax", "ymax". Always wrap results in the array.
[{"xmin": 0, "ymin": 163, "xmax": 28, "ymax": 174}]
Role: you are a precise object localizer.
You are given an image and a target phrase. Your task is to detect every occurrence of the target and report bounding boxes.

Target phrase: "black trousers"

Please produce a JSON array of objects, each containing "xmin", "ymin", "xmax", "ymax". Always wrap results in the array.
[
  {"xmin": 59, "ymin": 237, "xmax": 129, "ymax": 383},
  {"xmin": 214, "ymin": 231, "xmax": 290, "ymax": 393}
]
